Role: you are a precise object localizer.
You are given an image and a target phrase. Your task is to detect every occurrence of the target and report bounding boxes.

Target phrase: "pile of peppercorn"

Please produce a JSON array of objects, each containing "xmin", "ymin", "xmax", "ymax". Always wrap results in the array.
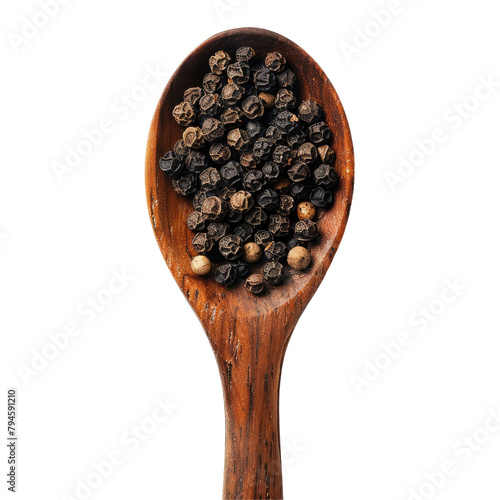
[{"xmin": 159, "ymin": 47, "xmax": 339, "ymax": 293}]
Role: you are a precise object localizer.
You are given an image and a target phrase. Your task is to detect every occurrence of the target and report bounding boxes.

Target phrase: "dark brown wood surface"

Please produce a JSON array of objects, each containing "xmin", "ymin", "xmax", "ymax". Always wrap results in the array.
[{"xmin": 145, "ymin": 27, "xmax": 354, "ymax": 500}]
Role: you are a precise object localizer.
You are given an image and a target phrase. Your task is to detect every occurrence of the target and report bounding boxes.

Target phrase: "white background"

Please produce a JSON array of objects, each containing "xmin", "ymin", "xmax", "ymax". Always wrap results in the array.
[{"xmin": 1, "ymin": 0, "xmax": 500, "ymax": 499}]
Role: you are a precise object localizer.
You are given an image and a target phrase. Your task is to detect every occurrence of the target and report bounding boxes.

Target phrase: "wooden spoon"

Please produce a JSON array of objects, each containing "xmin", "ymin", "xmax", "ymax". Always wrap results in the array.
[{"xmin": 145, "ymin": 27, "xmax": 354, "ymax": 500}]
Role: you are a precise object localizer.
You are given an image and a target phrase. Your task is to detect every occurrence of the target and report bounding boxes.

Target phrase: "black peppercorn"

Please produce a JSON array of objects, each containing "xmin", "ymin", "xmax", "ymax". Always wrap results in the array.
[
  {"xmin": 277, "ymin": 194, "xmax": 294, "ymax": 216},
  {"xmin": 202, "ymin": 73, "xmax": 223, "ymax": 94},
  {"xmin": 236, "ymin": 46, "xmax": 255, "ymax": 63},
  {"xmin": 310, "ymin": 187, "xmax": 333, "ymax": 207},
  {"xmin": 187, "ymin": 211, "xmax": 206, "ymax": 232},
  {"xmin": 246, "ymin": 120, "xmax": 263, "ymax": 142},
  {"xmin": 233, "ymin": 261, "xmax": 250, "ymax": 277},
  {"xmin": 297, "ymin": 142, "xmax": 318, "ymax": 164},
  {"xmin": 313, "ymin": 164, "xmax": 339, "ymax": 188},
  {"xmin": 264, "ymin": 240, "xmax": 287, "ymax": 261},
  {"xmin": 199, "ymin": 167, "xmax": 221, "ymax": 191},
  {"xmin": 275, "ymin": 89, "xmax": 296, "ymax": 110},
  {"xmin": 183, "ymin": 127, "xmax": 205, "ymax": 149},
  {"xmin": 227, "ymin": 62, "xmax": 251, "ymax": 84},
  {"xmin": 289, "ymin": 182, "xmax": 311, "ymax": 200},
  {"xmin": 273, "ymin": 145, "xmax": 292, "ymax": 165},
  {"xmin": 268, "ymin": 214, "xmax": 290, "ymax": 237},
  {"xmin": 220, "ymin": 106, "xmax": 244, "ymax": 128},
  {"xmin": 207, "ymin": 221, "xmax": 230, "ymax": 242},
  {"xmin": 273, "ymin": 111, "xmax": 299, "ymax": 133},
  {"xmin": 215, "ymin": 263, "xmax": 237, "ymax": 286},
  {"xmin": 250, "ymin": 61, "xmax": 265, "ymax": 73},
  {"xmin": 245, "ymin": 207, "xmax": 268, "ymax": 226},
  {"xmin": 199, "ymin": 93, "xmax": 223, "ymax": 117},
  {"xmin": 253, "ymin": 137, "xmax": 274, "ymax": 160},
  {"xmin": 288, "ymin": 162, "xmax": 311, "ymax": 183},
  {"xmin": 174, "ymin": 139, "xmax": 190, "ymax": 159},
  {"xmin": 159, "ymin": 151, "xmax": 183, "ymax": 178},
  {"xmin": 172, "ymin": 102, "xmax": 196, "ymax": 126},
  {"xmin": 294, "ymin": 219, "xmax": 318, "ymax": 241},
  {"xmin": 185, "ymin": 151, "xmax": 208, "ymax": 173},
  {"xmin": 265, "ymin": 52, "xmax": 286, "ymax": 72},
  {"xmin": 318, "ymin": 144, "xmax": 335, "ymax": 164},
  {"xmin": 227, "ymin": 207, "xmax": 244, "ymax": 224},
  {"xmin": 220, "ymin": 161, "xmax": 245, "ymax": 188},
  {"xmin": 287, "ymin": 130, "xmax": 307, "ymax": 149},
  {"xmin": 201, "ymin": 118, "xmax": 225, "ymax": 142},
  {"xmin": 253, "ymin": 67, "xmax": 276, "ymax": 91},
  {"xmin": 183, "ymin": 87, "xmax": 203, "ymax": 107},
  {"xmin": 298, "ymin": 100, "xmax": 322, "ymax": 123},
  {"xmin": 286, "ymin": 237, "xmax": 301, "ymax": 251},
  {"xmin": 254, "ymin": 229, "xmax": 274, "ymax": 247},
  {"xmin": 209, "ymin": 50, "xmax": 231, "ymax": 75},
  {"xmin": 307, "ymin": 121, "xmax": 331, "ymax": 144},
  {"xmin": 172, "ymin": 173, "xmax": 197, "ymax": 196},
  {"xmin": 241, "ymin": 95, "xmax": 265, "ymax": 120},
  {"xmin": 227, "ymin": 128, "xmax": 250, "ymax": 151},
  {"xmin": 234, "ymin": 222, "xmax": 253, "ymax": 243},
  {"xmin": 201, "ymin": 196, "xmax": 227, "ymax": 221},
  {"xmin": 240, "ymin": 151, "xmax": 258, "ymax": 168},
  {"xmin": 221, "ymin": 83, "xmax": 243, "ymax": 105},
  {"xmin": 263, "ymin": 261, "xmax": 284, "ymax": 285},
  {"xmin": 261, "ymin": 161, "xmax": 282, "ymax": 183},
  {"xmin": 245, "ymin": 120, "xmax": 264, "ymax": 143},
  {"xmin": 256, "ymin": 188, "xmax": 279, "ymax": 211},
  {"xmin": 219, "ymin": 235, "xmax": 244, "ymax": 260},
  {"xmin": 245, "ymin": 274, "xmax": 265, "ymax": 294},
  {"xmin": 209, "ymin": 142, "xmax": 231, "ymax": 164},
  {"xmin": 192, "ymin": 232, "xmax": 215, "ymax": 255},
  {"xmin": 276, "ymin": 68, "xmax": 296, "ymax": 88},
  {"xmin": 243, "ymin": 170, "xmax": 266, "ymax": 193},
  {"xmin": 230, "ymin": 190, "xmax": 254, "ymax": 212},
  {"xmin": 265, "ymin": 125, "xmax": 285, "ymax": 144}
]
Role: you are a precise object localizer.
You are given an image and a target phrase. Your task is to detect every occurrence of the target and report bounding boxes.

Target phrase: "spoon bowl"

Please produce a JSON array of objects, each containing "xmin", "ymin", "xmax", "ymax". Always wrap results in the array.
[{"xmin": 146, "ymin": 27, "xmax": 354, "ymax": 499}]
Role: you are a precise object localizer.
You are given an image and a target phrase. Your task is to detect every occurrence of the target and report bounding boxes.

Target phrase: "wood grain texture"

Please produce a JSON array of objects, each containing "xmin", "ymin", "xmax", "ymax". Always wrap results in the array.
[{"xmin": 145, "ymin": 27, "xmax": 354, "ymax": 500}]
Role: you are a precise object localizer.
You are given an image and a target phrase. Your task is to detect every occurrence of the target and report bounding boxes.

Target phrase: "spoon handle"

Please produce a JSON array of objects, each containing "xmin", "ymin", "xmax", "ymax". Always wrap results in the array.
[
  {"xmin": 220, "ymin": 353, "xmax": 283, "ymax": 499},
  {"xmin": 211, "ymin": 317, "xmax": 290, "ymax": 500}
]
